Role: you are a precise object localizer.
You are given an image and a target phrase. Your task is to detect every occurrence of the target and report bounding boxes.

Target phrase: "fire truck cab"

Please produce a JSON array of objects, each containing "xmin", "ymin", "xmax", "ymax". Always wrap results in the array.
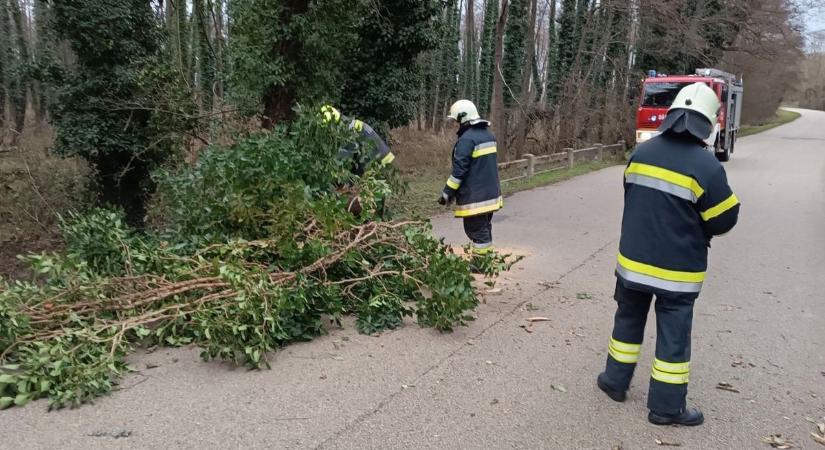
[{"xmin": 635, "ymin": 68, "xmax": 744, "ymax": 162}]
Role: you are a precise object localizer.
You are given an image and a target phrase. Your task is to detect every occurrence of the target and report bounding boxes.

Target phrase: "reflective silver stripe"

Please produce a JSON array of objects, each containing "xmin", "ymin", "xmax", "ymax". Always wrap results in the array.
[
  {"xmin": 455, "ymin": 196, "xmax": 502, "ymax": 212},
  {"xmin": 448, "ymin": 175, "xmax": 462, "ymax": 186},
  {"xmin": 473, "ymin": 241, "xmax": 493, "ymax": 249},
  {"xmin": 616, "ymin": 264, "xmax": 703, "ymax": 293},
  {"xmin": 625, "ymin": 173, "xmax": 698, "ymax": 203},
  {"xmin": 474, "ymin": 141, "xmax": 496, "ymax": 151},
  {"xmin": 348, "ymin": 120, "xmax": 365, "ymax": 132}
]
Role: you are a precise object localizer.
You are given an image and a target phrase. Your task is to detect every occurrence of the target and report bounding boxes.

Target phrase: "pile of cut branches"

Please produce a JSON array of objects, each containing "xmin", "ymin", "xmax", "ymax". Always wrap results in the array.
[{"xmin": 0, "ymin": 108, "xmax": 513, "ymax": 409}]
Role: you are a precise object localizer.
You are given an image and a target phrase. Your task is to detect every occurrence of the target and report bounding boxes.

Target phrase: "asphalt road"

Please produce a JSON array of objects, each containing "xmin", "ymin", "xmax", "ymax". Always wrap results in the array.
[{"xmin": 2, "ymin": 109, "xmax": 823, "ymax": 450}]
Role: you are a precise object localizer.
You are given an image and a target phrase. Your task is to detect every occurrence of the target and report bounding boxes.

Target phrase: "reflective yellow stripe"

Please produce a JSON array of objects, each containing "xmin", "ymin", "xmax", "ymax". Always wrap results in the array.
[
  {"xmin": 701, "ymin": 193, "xmax": 739, "ymax": 221},
  {"xmin": 651, "ymin": 368, "xmax": 690, "ymax": 384},
  {"xmin": 321, "ymin": 105, "xmax": 341, "ymax": 123},
  {"xmin": 609, "ymin": 347, "xmax": 639, "ymax": 364},
  {"xmin": 472, "ymin": 245, "xmax": 494, "ymax": 255},
  {"xmin": 472, "ymin": 147, "xmax": 497, "ymax": 158},
  {"xmin": 446, "ymin": 176, "xmax": 461, "ymax": 190},
  {"xmin": 610, "ymin": 337, "xmax": 641, "ymax": 354},
  {"xmin": 625, "ymin": 163, "xmax": 704, "ymax": 200},
  {"xmin": 617, "ymin": 253, "xmax": 705, "ymax": 283},
  {"xmin": 454, "ymin": 197, "xmax": 503, "ymax": 218},
  {"xmin": 653, "ymin": 358, "xmax": 689, "ymax": 374},
  {"xmin": 381, "ymin": 152, "xmax": 395, "ymax": 165}
]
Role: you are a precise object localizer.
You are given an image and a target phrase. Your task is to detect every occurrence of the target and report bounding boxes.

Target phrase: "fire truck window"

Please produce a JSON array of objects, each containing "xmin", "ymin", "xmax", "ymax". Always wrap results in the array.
[
  {"xmin": 642, "ymin": 82, "xmax": 694, "ymax": 107},
  {"xmin": 721, "ymin": 86, "xmax": 729, "ymax": 103}
]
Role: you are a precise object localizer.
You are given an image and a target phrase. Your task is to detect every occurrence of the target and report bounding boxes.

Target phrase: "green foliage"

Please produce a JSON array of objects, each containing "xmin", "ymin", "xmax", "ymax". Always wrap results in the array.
[
  {"xmin": 545, "ymin": 3, "xmax": 561, "ymax": 104},
  {"xmin": 48, "ymin": 0, "xmax": 188, "ymax": 225},
  {"xmin": 152, "ymin": 107, "xmax": 355, "ymax": 247},
  {"xmin": 338, "ymin": 0, "xmax": 441, "ymax": 129},
  {"xmin": 227, "ymin": 0, "xmax": 362, "ymax": 119},
  {"xmin": 59, "ymin": 209, "xmax": 137, "ymax": 278},
  {"xmin": 0, "ymin": 108, "xmax": 496, "ymax": 409}
]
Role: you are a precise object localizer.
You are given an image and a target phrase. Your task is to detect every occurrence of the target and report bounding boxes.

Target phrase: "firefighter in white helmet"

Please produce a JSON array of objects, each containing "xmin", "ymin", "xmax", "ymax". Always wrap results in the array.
[
  {"xmin": 597, "ymin": 82, "xmax": 740, "ymax": 426},
  {"xmin": 439, "ymin": 100, "xmax": 502, "ymax": 259}
]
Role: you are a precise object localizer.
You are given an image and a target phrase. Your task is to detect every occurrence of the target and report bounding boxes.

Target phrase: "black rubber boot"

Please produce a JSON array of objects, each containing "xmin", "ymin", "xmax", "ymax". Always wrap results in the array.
[
  {"xmin": 597, "ymin": 372, "xmax": 627, "ymax": 403},
  {"xmin": 648, "ymin": 407, "xmax": 705, "ymax": 426}
]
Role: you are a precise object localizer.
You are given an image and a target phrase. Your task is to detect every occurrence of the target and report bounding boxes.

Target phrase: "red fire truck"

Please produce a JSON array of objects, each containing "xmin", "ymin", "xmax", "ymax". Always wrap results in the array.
[{"xmin": 635, "ymin": 68, "xmax": 744, "ymax": 162}]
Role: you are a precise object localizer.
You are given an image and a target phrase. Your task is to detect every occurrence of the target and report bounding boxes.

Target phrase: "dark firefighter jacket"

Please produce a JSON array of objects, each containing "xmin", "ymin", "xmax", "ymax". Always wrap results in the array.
[
  {"xmin": 337, "ymin": 117, "xmax": 395, "ymax": 176},
  {"xmin": 442, "ymin": 122, "xmax": 502, "ymax": 218},
  {"xmin": 617, "ymin": 132, "xmax": 740, "ymax": 294}
]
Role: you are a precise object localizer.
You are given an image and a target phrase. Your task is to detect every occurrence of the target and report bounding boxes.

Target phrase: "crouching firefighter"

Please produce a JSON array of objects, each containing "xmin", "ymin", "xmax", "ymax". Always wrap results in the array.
[
  {"xmin": 597, "ymin": 82, "xmax": 740, "ymax": 426},
  {"xmin": 320, "ymin": 105, "xmax": 395, "ymax": 216},
  {"xmin": 320, "ymin": 105, "xmax": 395, "ymax": 176},
  {"xmin": 438, "ymin": 99, "xmax": 503, "ymax": 259}
]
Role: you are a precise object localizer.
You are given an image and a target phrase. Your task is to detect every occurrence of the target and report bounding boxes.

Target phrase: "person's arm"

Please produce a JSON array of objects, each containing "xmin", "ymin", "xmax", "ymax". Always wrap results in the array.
[
  {"xmin": 696, "ymin": 166, "xmax": 740, "ymax": 236},
  {"xmin": 358, "ymin": 121, "xmax": 395, "ymax": 166},
  {"xmin": 440, "ymin": 139, "xmax": 472, "ymax": 204}
]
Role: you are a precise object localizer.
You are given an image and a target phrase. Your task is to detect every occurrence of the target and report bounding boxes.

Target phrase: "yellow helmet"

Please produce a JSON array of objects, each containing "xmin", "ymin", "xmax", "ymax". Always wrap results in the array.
[
  {"xmin": 669, "ymin": 83, "xmax": 720, "ymax": 125},
  {"xmin": 320, "ymin": 105, "xmax": 341, "ymax": 124}
]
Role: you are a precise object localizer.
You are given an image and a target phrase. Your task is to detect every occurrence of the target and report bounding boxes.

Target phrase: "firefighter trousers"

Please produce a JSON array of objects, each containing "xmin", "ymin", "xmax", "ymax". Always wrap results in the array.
[
  {"xmin": 602, "ymin": 279, "xmax": 697, "ymax": 415},
  {"xmin": 463, "ymin": 213, "xmax": 494, "ymax": 254}
]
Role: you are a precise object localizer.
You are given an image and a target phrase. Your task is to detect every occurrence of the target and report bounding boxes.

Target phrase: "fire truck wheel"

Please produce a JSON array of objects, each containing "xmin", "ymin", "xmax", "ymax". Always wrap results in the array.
[{"xmin": 715, "ymin": 134, "xmax": 730, "ymax": 162}]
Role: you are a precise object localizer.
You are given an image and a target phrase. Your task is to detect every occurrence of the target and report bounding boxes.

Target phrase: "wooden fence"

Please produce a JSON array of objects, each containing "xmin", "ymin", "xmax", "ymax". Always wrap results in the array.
[{"xmin": 498, "ymin": 140, "xmax": 627, "ymax": 183}]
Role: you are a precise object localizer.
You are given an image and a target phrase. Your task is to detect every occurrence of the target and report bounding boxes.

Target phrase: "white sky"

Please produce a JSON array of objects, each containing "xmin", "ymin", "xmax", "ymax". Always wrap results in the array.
[{"xmin": 803, "ymin": 6, "xmax": 825, "ymax": 50}]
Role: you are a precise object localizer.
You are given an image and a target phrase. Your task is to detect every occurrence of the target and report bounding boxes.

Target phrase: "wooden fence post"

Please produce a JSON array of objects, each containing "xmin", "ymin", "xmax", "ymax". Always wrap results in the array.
[
  {"xmin": 596, "ymin": 143, "xmax": 604, "ymax": 162},
  {"xmin": 524, "ymin": 154, "xmax": 535, "ymax": 179},
  {"xmin": 565, "ymin": 147, "xmax": 574, "ymax": 169},
  {"xmin": 618, "ymin": 140, "xmax": 627, "ymax": 160}
]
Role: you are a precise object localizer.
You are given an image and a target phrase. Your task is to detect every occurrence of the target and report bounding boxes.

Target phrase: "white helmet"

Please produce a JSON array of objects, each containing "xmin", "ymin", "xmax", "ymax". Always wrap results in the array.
[
  {"xmin": 447, "ymin": 100, "xmax": 483, "ymax": 125},
  {"xmin": 669, "ymin": 83, "xmax": 720, "ymax": 125}
]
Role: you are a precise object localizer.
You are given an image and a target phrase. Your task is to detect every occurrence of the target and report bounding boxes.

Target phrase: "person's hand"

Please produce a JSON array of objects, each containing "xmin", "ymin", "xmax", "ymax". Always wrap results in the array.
[{"xmin": 438, "ymin": 192, "xmax": 453, "ymax": 206}]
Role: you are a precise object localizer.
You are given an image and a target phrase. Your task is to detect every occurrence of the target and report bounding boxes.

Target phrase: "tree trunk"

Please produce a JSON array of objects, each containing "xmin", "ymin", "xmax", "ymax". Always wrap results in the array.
[
  {"xmin": 430, "ymin": 4, "xmax": 449, "ymax": 131},
  {"xmin": 166, "ymin": 0, "xmax": 180, "ymax": 70},
  {"xmin": 0, "ymin": 5, "xmax": 8, "ymax": 137},
  {"xmin": 491, "ymin": 0, "xmax": 510, "ymax": 157},
  {"xmin": 33, "ymin": 0, "xmax": 50, "ymax": 124},
  {"xmin": 513, "ymin": 0, "xmax": 538, "ymax": 157},
  {"xmin": 261, "ymin": 0, "xmax": 310, "ymax": 128},
  {"xmin": 212, "ymin": 0, "xmax": 225, "ymax": 103},
  {"xmin": 478, "ymin": 0, "xmax": 499, "ymax": 116},
  {"xmin": 540, "ymin": 0, "xmax": 557, "ymax": 105},
  {"xmin": 464, "ymin": 0, "xmax": 476, "ymax": 99},
  {"xmin": 8, "ymin": 0, "xmax": 30, "ymax": 142},
  {"xmin": 520, "ymin": 0, "xmax": 538, "ymax": 104}
]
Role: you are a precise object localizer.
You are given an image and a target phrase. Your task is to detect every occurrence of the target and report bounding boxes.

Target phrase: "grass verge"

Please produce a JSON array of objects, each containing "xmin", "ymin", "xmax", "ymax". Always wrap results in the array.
[
  {"xmin": 738, "ymin": 109, "xmax": 801, "ymax": 137},
  {"xmin": 390, "ymin": 160, "xmax": 621, "ymax": 219}
]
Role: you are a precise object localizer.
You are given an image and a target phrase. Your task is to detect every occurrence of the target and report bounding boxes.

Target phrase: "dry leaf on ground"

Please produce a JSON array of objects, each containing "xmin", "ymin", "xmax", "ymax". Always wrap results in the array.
[
  {"xmin": 526, "ymin": 317, "xmax": 551, "ymax": 322},
  {"xmin": 519, "ymin": 324, "xmax": 534, "ymax": 333},
  {"xmin": 716, "ymin": 382, "xmax": 740, "ymax": 393},
  {"xmin": 762, "ymin": 434, "xmax": 794, "ymax": 449},
  {"xmin": 655, "ymin": 438, "xmax": 682, "ymax": 446},
  {"xmin": 807, "ymin": 417, "xmax": 825, "ymax": 446},
  {"xmin": 551, "ymin": 384, "xmax": 567, "ymax": 393}
]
